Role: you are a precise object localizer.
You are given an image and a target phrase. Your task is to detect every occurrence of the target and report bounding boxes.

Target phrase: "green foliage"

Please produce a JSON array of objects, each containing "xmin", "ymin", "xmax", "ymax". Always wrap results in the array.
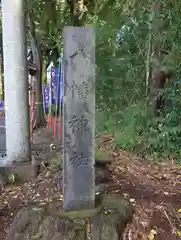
[
  {"xmin": 8, "ymin": 172, "xmax": 19, "ymax": 184},
  {"xmin": 95, "ymin": 1, "xmax": 181, "ymax": 162},
  {"xmin": 101, "ymin": 87, "xmax": 181, "ymax": 161},
  {"xmin": 95, "ymin": 147, "xmax": 109, "ymax": 161},
  {"xmin": 144, "ymin": 86, "xmax": 181, "ymax": 159},
  {"xmin": 2, "ymin": 0, "xmax": 181, "ymax": 161},
  {"xmin": 50, "ymin": 154, "xmax": 63, "ymax": 171}
]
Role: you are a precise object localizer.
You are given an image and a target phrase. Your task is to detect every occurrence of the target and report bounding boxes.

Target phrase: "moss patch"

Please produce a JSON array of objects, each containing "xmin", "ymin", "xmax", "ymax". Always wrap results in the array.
[{"xmin": 8, "ymin": 194, "xmax": 133, "ymax": 240}]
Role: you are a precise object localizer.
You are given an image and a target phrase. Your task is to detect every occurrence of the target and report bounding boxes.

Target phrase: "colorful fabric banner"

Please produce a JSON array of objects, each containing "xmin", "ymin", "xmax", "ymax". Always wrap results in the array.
[
  {"xmin": 51, "ymin": 67, "xmax": 59, "ymax": 105},
  {"xmin": 57, "ymin": 62, "xmax": 63, "ymax": 105},
  {"xmin": 43, "ymin": 63, "xmax": 63, "ymax": 114},
  {"xmin": 43, "ymin": 85, "xmax": 49, "ymax": 114},
  {"xmin": 0, "ymin": 100, "xmax": 4, "ymax": 112}
]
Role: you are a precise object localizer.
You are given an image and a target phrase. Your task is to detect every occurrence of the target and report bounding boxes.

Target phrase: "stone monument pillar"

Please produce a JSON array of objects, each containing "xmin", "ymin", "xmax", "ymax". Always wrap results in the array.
[{"xmin": 63, "ymin": 27, "xmax": 95, "ymax": 211}]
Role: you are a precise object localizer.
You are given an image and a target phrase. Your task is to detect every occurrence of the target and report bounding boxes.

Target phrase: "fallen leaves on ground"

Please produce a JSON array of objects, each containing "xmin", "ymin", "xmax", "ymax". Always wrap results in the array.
[
  {"xmin": 0, "ymin": 133, "xmax": 181, "ymax": 240},
  {"xmin": 0, "ymin": 168, "xmax": 63, "ymax": 240},
  {"xmin": 106, "ymin": 141, "xmax": 181, "ymax": 240}
]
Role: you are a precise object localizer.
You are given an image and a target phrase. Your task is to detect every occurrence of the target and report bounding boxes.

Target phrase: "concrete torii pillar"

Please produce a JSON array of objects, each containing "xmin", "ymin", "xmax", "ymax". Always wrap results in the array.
[{"xmin": 1, "ymin": 0, "xmax": 31, "ymax": 165}]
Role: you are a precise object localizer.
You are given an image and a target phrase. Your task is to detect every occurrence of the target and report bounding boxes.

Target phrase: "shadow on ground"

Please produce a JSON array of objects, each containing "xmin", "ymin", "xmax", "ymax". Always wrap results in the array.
[{"xmin": 0, "ymin": 133, "xmax": 180, "ymax": 239}]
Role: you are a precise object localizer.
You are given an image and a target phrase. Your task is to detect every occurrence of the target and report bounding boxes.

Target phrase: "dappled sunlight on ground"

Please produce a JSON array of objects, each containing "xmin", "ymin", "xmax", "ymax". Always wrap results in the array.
[{"xmin": 0, "ymin": 133, "xmax": 180, "ymax": 239}]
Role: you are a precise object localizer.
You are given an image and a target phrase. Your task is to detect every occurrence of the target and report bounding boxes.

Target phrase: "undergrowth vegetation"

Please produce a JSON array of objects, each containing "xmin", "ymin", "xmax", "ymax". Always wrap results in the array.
[
  {"xmin": 97, "ymin": 86, "xmax": 181, "ymax": 160},
  {"xmin": 95, "ymin": 1, "xmax": 181, "ymax": 161}
]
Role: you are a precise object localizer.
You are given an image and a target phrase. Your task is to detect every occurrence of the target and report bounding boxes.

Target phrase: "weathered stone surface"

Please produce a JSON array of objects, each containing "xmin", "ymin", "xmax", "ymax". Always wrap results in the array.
[
  {"xmin": 0, "ymin": 162, "xmax": 36, "ymax": 186},
  {"xmin": 2, "ymin": 0, "xmax": 31, "ymax": 164},
  {"xmin": 54, "ymin": 164, "xmax": 111, "ymax": 192},
  {"xmin": 63, "ymin": 27, "xmax": 95, "ymax": 211},
  {"xmin": 95, "ymin": 164, "xmax": 112, "ymax": 184},
  {"xmin": 7, "ymin": 194, "xmax": 133, "ymax": 240}
]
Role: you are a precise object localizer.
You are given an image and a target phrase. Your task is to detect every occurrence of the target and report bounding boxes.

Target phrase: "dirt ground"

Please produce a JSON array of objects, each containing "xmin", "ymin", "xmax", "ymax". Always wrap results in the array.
[
  {"xmin": 110, "ymin": 152, "xmax": 181, "ymax": 240},
  {"xmin": 0, "ymin": 133, "xmax": 181, "ymax": 239}
]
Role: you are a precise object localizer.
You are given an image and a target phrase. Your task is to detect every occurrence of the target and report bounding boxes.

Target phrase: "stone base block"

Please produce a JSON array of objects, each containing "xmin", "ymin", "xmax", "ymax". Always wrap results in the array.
[{"xmin": 7, "ymin": 194, "xmax": 134, "ymax": 240}]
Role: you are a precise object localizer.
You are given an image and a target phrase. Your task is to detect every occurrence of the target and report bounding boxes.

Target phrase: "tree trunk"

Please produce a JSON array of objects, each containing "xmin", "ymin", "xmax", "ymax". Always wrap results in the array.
[
  {"xmin": 149, "ymin": 4, "xmax": 170, "ymax": 116},
  {"xmin": 68, "ymin": 0, "xmax": 84, "ymax": 26},
  {"xmin": 31, "ymin": 39, "xmax": 45, "ymax": 129},
  {"xmin": 28, "ymin": 13, "xmax": 45, "ymax": 129}
]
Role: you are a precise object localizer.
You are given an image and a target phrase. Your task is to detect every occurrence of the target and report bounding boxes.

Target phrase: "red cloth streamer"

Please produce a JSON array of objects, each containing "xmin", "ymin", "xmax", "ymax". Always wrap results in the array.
[
  {"xmin": 58, "ymin": 117, "xmax": 62, "ymax": 140},
  {"xmin": 53, "ymin": 116, "xmax": 57, "ymax": 137},
  {"xmin": 48, "ymin": 115, "xmax": 52, "ymax": 129}
]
